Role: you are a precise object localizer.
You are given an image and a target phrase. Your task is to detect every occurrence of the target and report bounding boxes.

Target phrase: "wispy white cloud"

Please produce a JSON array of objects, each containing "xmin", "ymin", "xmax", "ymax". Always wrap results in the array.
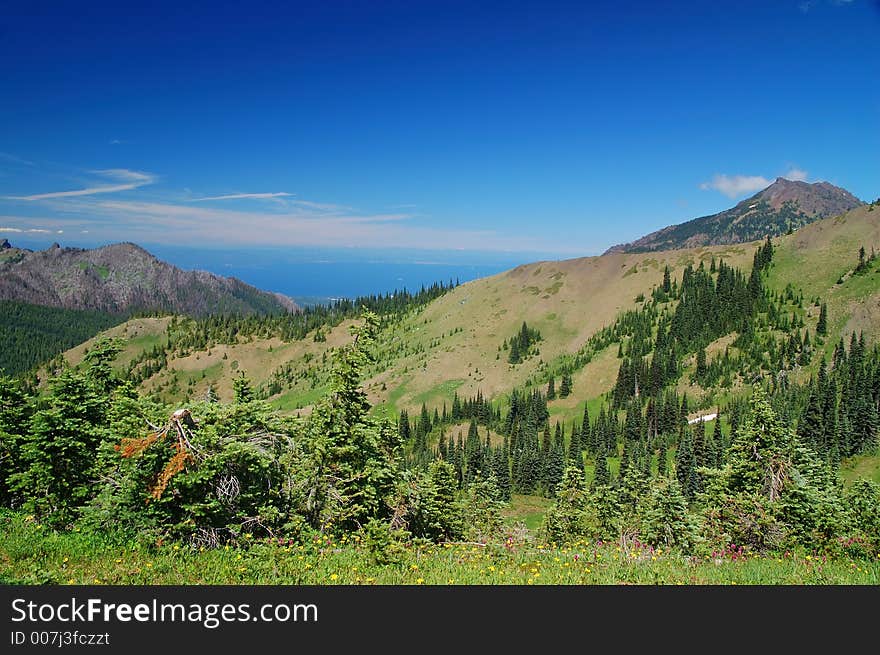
[
  {"xmin": 10, "ymin": 197, "xmax": 571, "ymax": 253},
  {"xmin": 191, "ymin": 192, "xmax": 293, "ymax": 201},
  {"xmin": 0, "ymin": 152, "xmax": 35, "ymax": 166},
  {"xmin": 290, "ymin": 199, "xmax": 351, "ymax": 213},
  {"xmin": 0, "ymin": 226, "xmax": 52, "ymax": 234},
  {"xmin": 784, "ymin": 167, "xmax": 809, "ymax": 182},
  {"xmin": 5, "ymin": 169, "xmax": 156, "ymax": 201},
  {"xmin": 700, "ymin": 174, "xmax": 772, "ymax": 198},
  {"xmin": 700, "ymin": 167, "xmax": 811, "ymax": 198}
]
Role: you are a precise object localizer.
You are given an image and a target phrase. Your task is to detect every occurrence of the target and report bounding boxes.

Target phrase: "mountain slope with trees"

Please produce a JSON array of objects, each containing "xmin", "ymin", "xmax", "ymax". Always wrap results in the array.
[
  {"xmin": 2, "ymin": 198, "xmax": 880, "ymax": 585},
  {"xmin": 48, "ymin": 199, "xmax": 880, "ymax": 430},
  {"xmin": 606, "ymin": 178, "xmax": 864, "ymax": 254}
]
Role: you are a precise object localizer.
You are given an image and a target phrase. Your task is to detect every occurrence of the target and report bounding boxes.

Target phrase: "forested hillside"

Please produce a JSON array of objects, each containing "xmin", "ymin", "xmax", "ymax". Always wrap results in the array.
[
  {"xmin": 0, "ymin": 300, "xmax": 124, "ymax": 375},
  {"xmin": 2, "ymin": 201, "xmax": 879, "ymax": 585}
]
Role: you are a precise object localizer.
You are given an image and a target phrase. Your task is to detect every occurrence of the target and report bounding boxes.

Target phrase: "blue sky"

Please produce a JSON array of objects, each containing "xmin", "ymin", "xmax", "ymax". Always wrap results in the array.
[{"xmin": 1, "ymin": 0, "xmax": 879, "ymax": 261}]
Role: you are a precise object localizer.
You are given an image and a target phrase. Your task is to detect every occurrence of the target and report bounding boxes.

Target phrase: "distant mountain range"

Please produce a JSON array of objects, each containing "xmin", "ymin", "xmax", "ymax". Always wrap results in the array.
[
  {"xmin": 0, "ymin": 240, "xmax": 298, "ymax": 316},
  {"xmin": 605, "ymin": 177, "xmax": 864, "ymax": 254}
]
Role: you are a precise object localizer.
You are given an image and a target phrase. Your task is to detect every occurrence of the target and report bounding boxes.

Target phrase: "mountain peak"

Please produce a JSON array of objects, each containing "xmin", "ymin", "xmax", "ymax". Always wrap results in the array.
[{"xmin": 606, "ymin": 178, "xmax": 864, "ymax": 254}]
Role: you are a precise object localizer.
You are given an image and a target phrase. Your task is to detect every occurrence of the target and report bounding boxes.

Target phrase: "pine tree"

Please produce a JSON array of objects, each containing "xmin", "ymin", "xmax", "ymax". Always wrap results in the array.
[
  {"xmin": 299, "ymin": 311, "xmax": 403, "ymax": 531},
  {"xmin": 800, "ymin": 381, "xmax": 825, "ymax": 455},
  {"xmin": 494, "ymin": 438, "xmax": 511, "ymax": 501},
  {"xmin": 232, "ymin": 373, "xmax": 254, "ymax": 404},
  {"xmin": 0, "ymin": 377, "xmax": 33, "ymax": 507},
  {"xmin": 543, "ymin": 466, "xmax": 591, "ymax": 544},
  {"xmin": 693, "ymin": 420, "xmax": 706, "ymax": 468},
  {"xmin": 508, "ymin": 338, "xmax": 521, "ymax": 365},
  {"xmin": 656, "ymin": 436, "xmax": 669, "ymax": 477},
  {"xmin": 567, "ymin": 425, "xmax": 583, "ymax": 472},
  {"xmin": 581, "ymin": 404, "xmax": 591, "ymax": 450},
  {"xmin": 619, "ymin": 438, "xmax": 631, "ymax": 479},
  {"xmin": 398, "ymin": 409, "xmax": 411, "ymax": 443},
  {"xmin": 675, "ymin": 425, "xmax": 698, "ymax": 500},
  {"xmin": 547, "ymin": 376, "xmax": 556, "ymax": 400},
  {"xmin": 547, "ymin": 429, "xmax": 566, "ymax": 495},
  {"xmin": 559, "ymin": 373, "xmax": 572, "ymax": 398},
  {"xmin": 695, "ymin": 348, "xmax": 707, "ymax": 381},
  {"xmin": 817, "ymin": 302, "xmax": 828, "ymax": 336},
  {"xmin": 712, "ymin": 414, "xmax": 725, "ymax": 463},
  {"xmin": 592, "ymin": 453, "xmax": 610, "ymax": 489},
  {"xmin": 10, "ymin": 368, "xmax": 108, "ymax": 527}
]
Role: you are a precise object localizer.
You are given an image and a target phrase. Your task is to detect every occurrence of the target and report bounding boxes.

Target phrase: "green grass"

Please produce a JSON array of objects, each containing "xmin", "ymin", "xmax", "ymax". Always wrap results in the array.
[
  {"xmin": 384, "ymin": 375, "xmax": 413, "ymax": 411},
  {"xmin": 114, "ymin": 332, "xmax": 165, "ymax": 368},
  {"xmin": 410, "ymin": 379, "xmax": 466, "ymax": 408},
  {"xmin": 2, "ymin": 512, "xmax": 877, "ymax": 585},
  {"xmin": 503, "ymin": 494, "xmax": 553, "ymax": 530},
  {"xmin": 268, "ymin": 385, "xmax": 329, "ymax": 412},
  {"xmin": 840, "ymin": 452, "xmax": 880, "ymax": 486},
  {"xmin": 76, "ymin": 262, "xmax": 110, "ymax": 279}
]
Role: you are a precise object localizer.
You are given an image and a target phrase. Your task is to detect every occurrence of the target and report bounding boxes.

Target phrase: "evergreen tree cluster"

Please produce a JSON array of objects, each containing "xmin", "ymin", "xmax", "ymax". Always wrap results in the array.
[
  {"xmin": 543, "ymin": 385, "xmax": 879, "ymax": 554},
  {"xmin": 853, "ymin": 245, "xmax": 877, "ymax": 276},
  {"xmin": 504, "ymin": 322, "xmax": 542, "ymax": 365},
  {"xmin": 793, "ymin": 333, "xmax": 880, "ymax": 463},
  {"xmin": 0, "ymin": 313, "xmax": 501, "ymax": 546},
  {"xmin": 609, "ymin": 241, "xmax": 825, "ymax": 403},
  {"xmin": 118, "ymin": 280, "xmax": 457, "ymax": 386},
  {"xmin": 0, "ymin": 300, "xmax": 124, "ymax": 376}
]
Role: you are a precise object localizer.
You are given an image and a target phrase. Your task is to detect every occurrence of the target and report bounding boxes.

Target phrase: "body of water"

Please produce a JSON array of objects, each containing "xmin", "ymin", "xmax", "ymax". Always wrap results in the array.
[
  {"xmin": 6, "ymin": 238, "xmax": 571, "ymax": 306},
  {"xmin": 146, "ymin": 245, "xmax": 557, "ymax": 304}
]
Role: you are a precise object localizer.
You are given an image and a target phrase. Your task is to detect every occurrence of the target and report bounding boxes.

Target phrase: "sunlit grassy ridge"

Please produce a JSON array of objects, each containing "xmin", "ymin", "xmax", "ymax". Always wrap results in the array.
[{"xmin": 59, "ymin": 205, "xmax": 880, "ymax": 428}]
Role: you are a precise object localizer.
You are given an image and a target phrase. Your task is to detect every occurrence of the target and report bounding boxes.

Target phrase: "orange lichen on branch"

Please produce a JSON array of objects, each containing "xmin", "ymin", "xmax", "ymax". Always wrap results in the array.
[
  {"xmin": 118, "ymin": 408, "xmax": 200, "ymax": 503},
  {"xmin": 148, "ymin": 443, "xmax": 193, "ymax": 500},
  {"xmin": 117, "ymin": 432, "xmax": 161, "ymax": 458}
]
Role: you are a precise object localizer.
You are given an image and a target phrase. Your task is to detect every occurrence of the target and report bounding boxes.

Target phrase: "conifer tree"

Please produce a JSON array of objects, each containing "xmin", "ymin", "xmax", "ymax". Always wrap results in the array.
[
  {"xmin": 816, "ymin": 302, "xmax": 828, "ymax": 336},
  {"xmin": 559, "ymin": 373, "xmax": 572, "ymax": 398},
  {"xmin": 695, "ymin": 348, "xmax": 707, "ymax": 381},
  {"xmin": 619, "ymin": 438, "xmax": 631, "ymax": 479},
  {"xmin": 398, "ymin": 409, "xmax": 411, "ymax": 443},
  {"xmin": 494, "ymin": 438, "xmax": 511, "ymax": 501},
  {"xmin": 567, "ymin": 425, "xmax": 583, "ymax": 473},
  {"xmin": 232, "ymin": 373, "xmax": 254, "ymax": 404},
  {"xmin": 675, "ymin": 425, "xmax": 698, "ymax": 500},
  {"xmin": 508, "ymin": 338, "xmax": 521, "ymax": 365},
  {"xmin": 0, "ymin": 377, "xmax": 33, "ymax": 507},
  {"xmin": 592, "ymin": 453, "xmax": 610, "ymax": 489},
  {"xmin": 581, "ymin": 404, "xmax": 591, "ymax": 449},
  {"xmin": 656, "ymin": 436, "xmax": 668, "ymax": 478},
  {"xmin": 11, "ymin": 368, "xmax": 108, "ymax": 527}
]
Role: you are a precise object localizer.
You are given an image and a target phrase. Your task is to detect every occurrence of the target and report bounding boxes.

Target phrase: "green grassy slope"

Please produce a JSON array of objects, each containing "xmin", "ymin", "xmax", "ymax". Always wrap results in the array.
[{"xmin": 60, "ymin": 203, "xmax": 880, "ymax": 425}]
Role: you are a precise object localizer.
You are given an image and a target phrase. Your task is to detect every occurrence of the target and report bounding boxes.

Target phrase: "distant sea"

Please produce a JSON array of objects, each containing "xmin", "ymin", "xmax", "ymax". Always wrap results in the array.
[
  {"xmin": 7, "ymin": 239, "xmax": 575, "ymax": 306},
  {"xmin": 144, "ymin": 245, "xmax": 565, "ymax": 307}
]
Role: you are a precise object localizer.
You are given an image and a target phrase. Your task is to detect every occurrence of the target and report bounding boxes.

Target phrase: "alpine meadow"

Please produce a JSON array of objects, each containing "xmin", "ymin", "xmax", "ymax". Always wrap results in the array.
[{"xmin": 2, "ymin": 1, "xmax": 880, "ymax": 591}]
